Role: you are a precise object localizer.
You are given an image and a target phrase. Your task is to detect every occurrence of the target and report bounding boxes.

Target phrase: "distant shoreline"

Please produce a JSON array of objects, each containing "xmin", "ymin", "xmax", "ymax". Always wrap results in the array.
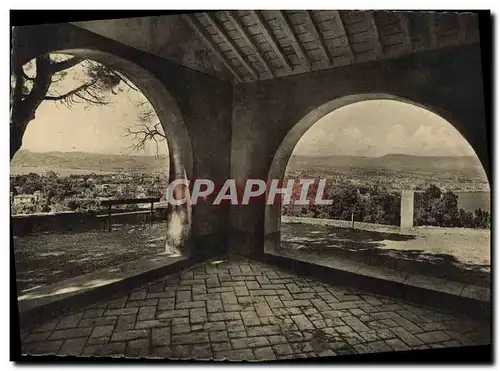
[{"xmin": 9, "ymin": 166, "xmax": 167, "ymax": 176}]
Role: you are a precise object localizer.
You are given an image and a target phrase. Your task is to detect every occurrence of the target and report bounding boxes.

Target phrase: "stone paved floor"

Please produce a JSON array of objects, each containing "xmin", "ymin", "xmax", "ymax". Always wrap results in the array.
[{"xmin": 20, "ymin": 255, "xmax": 491, "ymax": 361}]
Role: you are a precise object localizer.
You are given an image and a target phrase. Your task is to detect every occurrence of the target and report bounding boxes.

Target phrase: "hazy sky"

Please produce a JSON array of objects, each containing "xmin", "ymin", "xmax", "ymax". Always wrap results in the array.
[
  {"xmin": 20, "ymin": 56, "xmax": 476, "ymax": 159},
  {"xmin": 293, "ymin": 100, "xmax": 477, "ymax": 157},
  {"xmin": 20, "ymin": 56, "xmax": 167, "ymax": 157}
]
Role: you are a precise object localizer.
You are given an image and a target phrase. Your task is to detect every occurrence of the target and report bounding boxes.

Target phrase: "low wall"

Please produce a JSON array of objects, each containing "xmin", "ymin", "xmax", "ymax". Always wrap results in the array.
[
  {"xmin": 282, "ymin": 215, "xmax": 403, "ymax": 234},
  {"xmin": 11, "ymin": 208, "xmax": 168, "ymax": 236},
  {"xmin": 281, "ymin": 215, "xmax": 489, "ymax": 236}
]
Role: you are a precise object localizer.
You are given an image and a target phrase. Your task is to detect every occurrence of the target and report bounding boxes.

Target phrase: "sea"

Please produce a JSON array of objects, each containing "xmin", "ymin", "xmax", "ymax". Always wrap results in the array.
[
  {"xmin": 456, "ymin": 191, "xmax": 491, "ymax": 213},
  {"xmin": 10, "ymin": 166, "xmax": 115, "ymax": 176}
]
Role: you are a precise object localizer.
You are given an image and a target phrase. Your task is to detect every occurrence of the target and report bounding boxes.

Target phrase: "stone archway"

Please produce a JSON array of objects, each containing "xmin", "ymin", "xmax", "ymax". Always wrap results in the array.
[
  {"xmin": 264, "ymin": 93, "xmax": 489, "ymax": 252},
  {"xmin": 12, "ymin": 48, "xmax": 195, "ymax": 257}
]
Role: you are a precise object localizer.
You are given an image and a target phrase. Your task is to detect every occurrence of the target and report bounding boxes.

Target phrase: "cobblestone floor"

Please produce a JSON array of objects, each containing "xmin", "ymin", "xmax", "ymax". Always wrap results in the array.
[{"xmin": 20, "ymin": 255, "xmax": 491, "ymax": 361}]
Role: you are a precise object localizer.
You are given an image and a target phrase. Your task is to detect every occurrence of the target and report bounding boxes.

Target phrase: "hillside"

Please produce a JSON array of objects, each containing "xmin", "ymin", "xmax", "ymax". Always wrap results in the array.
[
  {"xmin": 287, "ymin": 153, "xmax": 486, "ymax": 177},
  {"xmin": 10, "ymin": 150, "xmax": 487, "ymax": 179},
  {"xmin": 11, "ymin": 150, "xmax": 168, "ymax": 173}
]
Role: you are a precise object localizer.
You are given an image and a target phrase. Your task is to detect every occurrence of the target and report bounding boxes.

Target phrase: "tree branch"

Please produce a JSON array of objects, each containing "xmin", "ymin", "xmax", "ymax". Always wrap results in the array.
[
  {"xmin": 44, "ymin": 80, "xmax": 110, "ymax": 106},
  {"xmin": 74, "ymin": 91, "xmax": 106, "ymax": 105},
  {"xmin": 10, "ymin": 51, "xmax": 149, "ymax": 160},
  {"xmin": 12, "ymin": 65, "xmax": 24, "ymax": 107},
  {"xmin": 124, "ymin": 121, "xmax": 166, "ymax": 157},
  {"xmin": 126, "ymin": 123, "xmax": 166, "ymax": 140},
  {"xmin": 21, "ymin": 70, "xmax": 34, "ymax": 81},
  {"xmin": 50, "ymin": 57, "xmax": 84, "ymax": 72},
  {"xmin": 51, "ymin": 72, "xmax": 67, "ymax": 83},
  {"xmin": 44, "ymin": 82, "xmax": 95, "ymax": 101},
  {"xmin": 10, "ymin": 55, "xmax": 54, "ymax": 159},
  {"xmin": 111, "ymin": 70, "xmax": 138, "ymax": 92}
]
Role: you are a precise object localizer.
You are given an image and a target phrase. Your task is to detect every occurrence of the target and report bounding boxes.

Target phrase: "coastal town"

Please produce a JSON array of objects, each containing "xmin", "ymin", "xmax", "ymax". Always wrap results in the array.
[{"xmin": 10, "ymin": 171, "xmax": 168, "ymax": 215}]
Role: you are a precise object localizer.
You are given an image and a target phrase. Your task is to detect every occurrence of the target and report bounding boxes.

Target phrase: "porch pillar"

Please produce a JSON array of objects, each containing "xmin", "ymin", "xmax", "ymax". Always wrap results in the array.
[{"xmin": 400, "ymin": 190, "xmax": 414, "ymax": 230}]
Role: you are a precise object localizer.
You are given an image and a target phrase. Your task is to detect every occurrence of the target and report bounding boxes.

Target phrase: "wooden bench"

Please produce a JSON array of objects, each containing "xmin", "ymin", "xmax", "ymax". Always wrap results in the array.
[{"xmin": 100, "ymin": 197, "xmax": 161, "ymax": 231}]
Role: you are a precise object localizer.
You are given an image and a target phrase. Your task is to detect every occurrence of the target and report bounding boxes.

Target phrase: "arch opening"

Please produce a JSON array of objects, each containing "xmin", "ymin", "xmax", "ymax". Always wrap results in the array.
[
  {"xmin": 264, "ymin": 94, "xmax": 490, "ymax": 286},
  {"xmin": 10, "ymin": 49, "xmax": 194, "ymax": 297}
]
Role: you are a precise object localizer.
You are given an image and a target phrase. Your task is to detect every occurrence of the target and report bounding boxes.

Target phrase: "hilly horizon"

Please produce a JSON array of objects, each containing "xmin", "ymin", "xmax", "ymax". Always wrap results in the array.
[
  {"xmin": 11, "ymin": 150, "xmax": 169, "ymax": 174},
  {"xmin": 10, "ymin": 150, "xmax": 486, "ymax": 178},
  {"xmin": 14, "ymin": 149, "xmax": 478, "ymax": 159},
  {"xmin": 294, "ymin": 153, "xmax": 478, "ymax": 159},
  {"xmin": 287, "ymin": 153, "xmax": 486, "ymax": 177}
]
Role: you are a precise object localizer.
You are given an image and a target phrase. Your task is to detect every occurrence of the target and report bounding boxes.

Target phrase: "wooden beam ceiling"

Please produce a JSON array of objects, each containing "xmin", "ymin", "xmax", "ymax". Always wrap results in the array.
[
  {"xmin": 398, "ymin": 12, "xmax": 413, "ymax": 52},
  {"xmin": 277, "ymin": 11, "xmax": 311, "ymax": 71},
  {"xmin": 367, "ymin": 12, "xmax": 384, "ymax": 57},
  {"xmin": 304, "ymin": 10, "xmax": 332, "ymax": 65},
  {"xmin": 181, "ymin": 14, "xmax": 244, "ymax": 83},
  {"xmin": 225, "ymin": 11, "xmax": 274, "ymax": 77},
  {"xmin": 181, "ymin": 11, "xmax": 479, "ymax": 84},
  {"xmin": 332, "ymin": 11, "xmax": 355, "ymax": 63},
  {"xmin": 204, "ymin": 12, "xmax": 258, "ymax": 80},
  {"xmin": 250, "ymin": 10, "xmax": 293, "ymax": 72},
  {"xmin": 428, "ymin": 13, "xmax": 439, "ymax": 48}
]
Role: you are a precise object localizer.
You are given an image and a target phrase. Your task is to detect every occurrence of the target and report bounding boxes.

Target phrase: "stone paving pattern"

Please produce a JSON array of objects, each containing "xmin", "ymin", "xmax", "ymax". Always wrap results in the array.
[{"xmin": 20, "ymin": 256, "xmax": 491, "ymax": 361}]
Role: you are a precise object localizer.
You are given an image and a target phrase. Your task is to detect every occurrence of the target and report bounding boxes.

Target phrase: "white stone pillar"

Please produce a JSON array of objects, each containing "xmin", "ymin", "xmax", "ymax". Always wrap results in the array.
[{"xmin": 400, "ymin": 190, "xmax": 414, "ymax": 230}]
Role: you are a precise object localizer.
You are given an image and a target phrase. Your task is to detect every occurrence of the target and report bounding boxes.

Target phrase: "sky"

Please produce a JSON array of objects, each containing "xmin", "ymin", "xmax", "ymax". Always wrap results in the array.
[
  {"xmin": 292, "ymin": 100, "xmax": 478, "ymax": 158},
  {"xmin": 20, "ymin": 56, "xmax": 168, "ymax": 157},
  {"xmin": 19, "ymin": 56, "xmax": 477, "ymax": 159}
]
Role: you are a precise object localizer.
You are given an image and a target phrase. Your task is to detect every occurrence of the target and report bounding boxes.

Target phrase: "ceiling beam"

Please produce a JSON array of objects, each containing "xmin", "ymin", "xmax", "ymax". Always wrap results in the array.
[
  {"xmin": 468, "ymin": 14, "xmax": 480, "ymax": 42},
  {"xmin": 225, "ymin": 11, "xmax": 274, "ymax": 77},
  {"xmin": 250, "ymin": 10, "xmax": 293, "ymax": 72},
  {"xmin": 304, "ymin": 11, "xmax": 332, "ymax": 65},
  {"xmin": 367, "ymin": 11, "xmax": 384, "ymax": 57},
  {"xmin": 458, "ymin": 14, "xmax": 469, "ymax": 43},
  {"xmin": 398, "ymin": 12, "xmax": 413, "ymax": 52},
  {"xmin": 332, "ymin": 11, "xmax": 355, "ymax": 63},
  {"xmin": 204, "ymin": 13, "xmax": 259, "ymax": 81},
  {"xmin": 277, "ymin": 11, "xmax": 311, "ymax": 71},
  {"xmin": 182, "ymin": 14, "xmax": 243, "ymax": 83},
  {"xmin": 428, "ymin": 12, "xmax": 439, "ymax": 48}
]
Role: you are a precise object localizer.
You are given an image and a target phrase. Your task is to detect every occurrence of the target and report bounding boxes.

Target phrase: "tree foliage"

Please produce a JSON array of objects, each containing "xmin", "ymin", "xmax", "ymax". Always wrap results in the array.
[
  {"xmin": 283, "ymin": 182, "xmax": 490, "ymax": 229},
  {"xmin": 124, "ymin": 105, "xmax": 167, "ymax": 157},
  {"xmin": 10, "ymin": 53, "xmax": 166, "ymax": 159},
  {"xmin": 10, "ymin": 171, "xmax": 166, "ymax": 215},
  {"xmin": 414, "ymin": 186, "xmax": 490, "ymax": 228}
]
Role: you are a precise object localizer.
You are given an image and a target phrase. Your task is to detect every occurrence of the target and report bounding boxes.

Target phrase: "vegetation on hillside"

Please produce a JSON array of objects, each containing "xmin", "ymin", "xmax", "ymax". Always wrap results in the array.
[
  {"xmin": 414, "ymin": 185, "xmax": 491, "ymax": 228},
  {"xmin": 283, "ymin": 183, "xmax": 490, "ymax": 229},
  {"xmin": 10, "ymin": 172, "xmax": 167, "ymax": 215}
]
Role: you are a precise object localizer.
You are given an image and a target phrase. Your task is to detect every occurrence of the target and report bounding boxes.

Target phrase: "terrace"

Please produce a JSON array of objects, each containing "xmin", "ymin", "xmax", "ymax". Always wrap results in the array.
[
  {"xmin": 20, "ymin": 255, "xmax": 491, "ymax": 360},
  {"xmin": 12, "ymin": 11, "xmax": 491, "ymax": 361},
  {"xmin": 276, "ymin": 217, "xmax": 490, "ymax": 285},
  {"xmin": 13, "ymin": 199, "xmax": 491, "ymax": 362},
  {"xmin": 14, "ymin": 212, "xmax": 490, "ymax": 298},
  {"xmin": 15, "ymin": 221, "xmax": 168, "ymax": 296}
]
